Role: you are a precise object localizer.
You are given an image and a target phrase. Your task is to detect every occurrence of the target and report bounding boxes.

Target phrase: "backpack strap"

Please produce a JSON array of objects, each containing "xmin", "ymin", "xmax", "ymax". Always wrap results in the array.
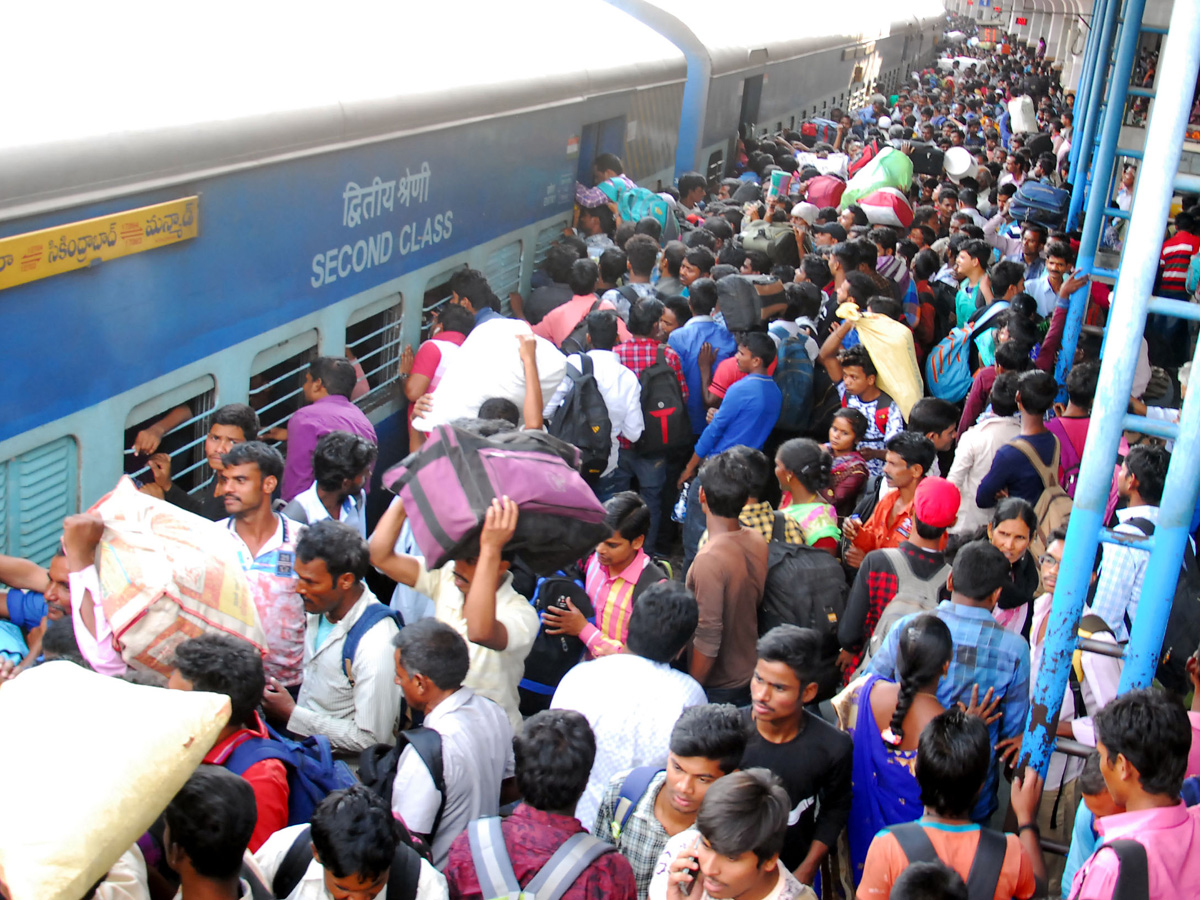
[
  {"xmin": 241, "ymin": 862, "xmax": 273, "ymax": 900},
  {"xmin": 964, "ymin": 828, "xmax": 1007, "ymax": 900},
  {"xmin": 1097, "ymin": 839, "xmax": 1149, "ymax": 900},
  {"xmin": 618, "ymin": 284, "xmax": 641, "ymax": 305},
  {"xmin": 399, "ymin": 727, "xmax": 446, "ymax": 839},
  {"xmin": 273, "ymin": 826, "xmax": 317, "ymax": 900},
  {"xmin": 631, "ymin": 562, "xmax": 666, "ymax": 602},
  {"xmin": 468, "ymin": 817, "xmax": 522, "ymax": 900},
  {"xmin": 610, "ymin": 767, "xmax": 664, "ymax": 842},
  {"xmin": 772, "ymin": 511, "xmax": 788, "ymax": 543},
  {"xmin": 225, "ymin": 736, "xmax": 293, "ymax": 778},
  {"xmin": 888, "ymin": 822, "xmax": 939, "ymax": 865},
  {"xmin": 389, "ymin": 839, "xmax": 425, "ymax": 900},
  {"xmin": 524, "ymin": 832, "xmax": 615, "ymax": 900},
  {"xmin": 342, "ymin": 603, "xmax": 405, "ymax": 683},
  {"xmin": 1009, "ymin": 436, "xmax": 1060, "ymax": 490}
]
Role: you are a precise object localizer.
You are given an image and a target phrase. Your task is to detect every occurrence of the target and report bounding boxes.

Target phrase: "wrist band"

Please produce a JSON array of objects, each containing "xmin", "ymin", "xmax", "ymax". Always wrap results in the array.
[{"xmin": 1017, "ymin": 822, "xmax": 1039, "ymax": 835}]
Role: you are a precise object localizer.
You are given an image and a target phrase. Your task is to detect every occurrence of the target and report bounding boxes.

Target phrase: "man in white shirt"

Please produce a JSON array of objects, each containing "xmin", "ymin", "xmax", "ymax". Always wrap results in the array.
[
  {"xmin": 281, "ymin": 431, "xmax": 377, "ymax": 539},
  {"xmin": 544, "ymin": 310, "xmax": 645, "ymax": 478},
  {"xmin": 370, "ymin": 495, "xmax": 539, "ymax": 733},
  {"xmin": 260, "ymin": 520, "xmax": 402, "ymax": 754},
  {"xmin": 551, "ymin": 580, "xmax": 706, "ymax": 832},
  {"xmin": 390, "ymin": 618, "xmax": 515, "ymax": 868},
  {"xmin": 255, "ymin": 785, "xmax": 447, "ymax": 900}
]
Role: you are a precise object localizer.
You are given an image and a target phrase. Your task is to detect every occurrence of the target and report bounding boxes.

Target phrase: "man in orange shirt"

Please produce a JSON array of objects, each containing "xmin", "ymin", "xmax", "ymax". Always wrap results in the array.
[{"xmin": 843, "ymin": 432, "xmax": 938, "ymax": 568}]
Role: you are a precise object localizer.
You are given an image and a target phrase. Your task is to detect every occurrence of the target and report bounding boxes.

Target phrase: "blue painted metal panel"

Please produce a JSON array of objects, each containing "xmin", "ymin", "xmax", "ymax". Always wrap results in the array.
[
  {"xmin": 0, "ymin": 109, "xmax": 581, "ymax": 443},
  {"xmin": 8, "ymin": 436, "xmax": 77, "ymax": 565}
]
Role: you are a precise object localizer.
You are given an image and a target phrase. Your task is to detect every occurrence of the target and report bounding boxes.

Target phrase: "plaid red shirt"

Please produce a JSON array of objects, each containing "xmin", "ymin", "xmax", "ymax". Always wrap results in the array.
[
  {"xmin": 614, "ymin": 338, "xmax": 688, "ymax": 449},
  {"xmin": 445, "ymin": 804, "xmax": 637, "ymax": 900}
]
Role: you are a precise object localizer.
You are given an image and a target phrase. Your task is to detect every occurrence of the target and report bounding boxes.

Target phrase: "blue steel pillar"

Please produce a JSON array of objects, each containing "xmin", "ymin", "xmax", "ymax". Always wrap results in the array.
[
  {"xmin": 1069, "ymin": 0, "xmax": 1108, "ymax": 173},
  {"xmin": 1024, "ymin": 0, "xmax": 1200, "ymax": 775},
  {"xmin": 1055, "ymin": 0, "xmax": 1147, "ymax": 394},
  {"xmin": 1067, "ymin": 0, "xmax": 1121, "ymax": 228}
]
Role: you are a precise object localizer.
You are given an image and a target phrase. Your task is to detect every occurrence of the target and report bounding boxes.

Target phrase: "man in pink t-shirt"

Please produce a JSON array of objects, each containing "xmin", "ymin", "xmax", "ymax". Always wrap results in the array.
[
  {"xmin": 530, "ymin": 258, "xmax": 629, "ymax": 348},
  {"xmin": 402, "ymin": 303, "xmax": 474, "ymax": 447}
]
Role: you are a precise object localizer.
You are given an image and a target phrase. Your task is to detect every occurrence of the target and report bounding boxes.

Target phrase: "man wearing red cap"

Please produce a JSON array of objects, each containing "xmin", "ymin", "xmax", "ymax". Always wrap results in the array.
[{"xmin": 836, "ymin": 477, "xmax": 961, "ymax": 680}]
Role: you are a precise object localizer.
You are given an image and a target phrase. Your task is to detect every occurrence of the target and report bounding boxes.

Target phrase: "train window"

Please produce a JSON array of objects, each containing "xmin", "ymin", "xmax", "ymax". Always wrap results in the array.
[
  {"xmin": 421, "ymin": 270, "xmax": 465, "ymax": 341},
  {"xmin": 0, "ymin": 436, "xmax": 78, "ymax": 565},
  {"xmin": 346, "ymin": 294, "xmax": 403, "ymax": 415},
  {"xmin": 706, "ymin": 150, "xmax": 724, "ymax": 181},
  {"xmin": 250, "ymin": 331, "xmax": 319, "ymax": 440},
  {"xmin": 533, "ymin": 221, "xmax": 568, "ymax": 278},
  {"xmin": 485, "ymin": 241, "xmax": 524, "ymax": 317},
  {"xmin": 124, "ymin": 376, "xmax": 216, "ymax": 494}
]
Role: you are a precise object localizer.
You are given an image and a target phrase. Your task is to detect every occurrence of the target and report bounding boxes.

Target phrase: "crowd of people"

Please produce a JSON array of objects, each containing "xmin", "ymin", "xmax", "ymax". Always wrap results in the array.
[{"xmin": 4, "ymin": 16, "xmax": 1200, "ymax": 900}]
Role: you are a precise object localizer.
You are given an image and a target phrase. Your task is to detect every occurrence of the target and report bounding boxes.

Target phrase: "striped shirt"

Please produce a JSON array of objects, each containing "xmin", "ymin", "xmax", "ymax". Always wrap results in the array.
[
  {"xmin": 581, "ymin": 550, "xmax": 656, "ymax": 657},
  {"xmin": 1160, "ymin": 229, "xmax": 1200, "ymax": 296}
]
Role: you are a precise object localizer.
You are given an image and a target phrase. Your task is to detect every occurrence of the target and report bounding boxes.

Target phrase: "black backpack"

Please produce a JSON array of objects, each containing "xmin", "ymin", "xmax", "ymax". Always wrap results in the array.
[
  {"xmin": 758, "ymin": 513, "xmax": 847, "ymax": 700},
  {"xmin": 635, "ymin": 346, "xmax": 691, "ymax": 454},
  {"xmin": 518, "ymin": 571, "xmax": 596, "ymax": 714},
  {"xmin": 1125, "ymin": 517, "xmax": 1200, "ymax": 695},
  {"xmin": 561, "ymin": 298, "xmax": 604, "ymax": 354},
  {"xmin": 889, "ymin": 822, "xmax": 1006, "ymax": 900},
  {"xmin": 358, "ymin": 727, "xmax": 445, "ymax": 851},
  {"xmin": 547, "ymin": 354, "xmax": 612, "ymax": 483}
]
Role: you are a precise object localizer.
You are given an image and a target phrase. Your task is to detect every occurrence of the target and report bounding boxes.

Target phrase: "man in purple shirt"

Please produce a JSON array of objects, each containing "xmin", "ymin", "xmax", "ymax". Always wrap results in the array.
[{"xmin": 281, "ymin": 357, "xmax": 377, "ymax": 500}]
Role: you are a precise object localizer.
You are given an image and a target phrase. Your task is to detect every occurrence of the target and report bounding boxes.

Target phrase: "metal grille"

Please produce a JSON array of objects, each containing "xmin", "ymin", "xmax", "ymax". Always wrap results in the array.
[
  {"xmin": 534, "ymin": 221, "xmax": 568, "ymax": 271},
  {"xmin": 347, "ymin": 295, "xmax": 404, "ymax": 415},
  {"xmin": 125, "ymin": 384, "xmax": 216, "ymax": 493},
  {"xmin": 485, "ymin": 241, "xmax": 524, "ymax": 300},
  {"xmin": 251, "ymin": 334, "xmax": 319, "ymax": 437},
  {"xmin": 421, "ymin": 280, "xmax": 456, "ymax": 341},
  {"xmin": 5, "ymin": 437, "xmax": 78, "ymax": 565}
]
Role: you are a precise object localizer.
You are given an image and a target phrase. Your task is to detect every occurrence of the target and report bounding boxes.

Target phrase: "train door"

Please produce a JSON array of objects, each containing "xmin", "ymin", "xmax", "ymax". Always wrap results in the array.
[
  {"xmin": 577, "ymin": 116, "xmax": 627, "ymax": 186},
  {"xmin": 740, "ymin": 75, "xmax": 763, "ymax": 136}
]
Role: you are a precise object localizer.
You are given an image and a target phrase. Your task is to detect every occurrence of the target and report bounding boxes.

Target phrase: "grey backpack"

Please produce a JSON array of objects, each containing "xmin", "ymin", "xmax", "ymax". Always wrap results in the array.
[
  {"xmin": 467, "ymin": 816, "xmax": 614, "ymax": 900},
  {"xmin": 854, "ymin": 548, "xmax": 949, "ymax": 677}
]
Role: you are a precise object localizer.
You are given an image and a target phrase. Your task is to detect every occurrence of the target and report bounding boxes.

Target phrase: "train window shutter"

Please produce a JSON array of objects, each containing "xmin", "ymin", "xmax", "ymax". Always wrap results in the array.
[
  {"xmin": 485, "ymin": 241, "xmax": 524, "ymax": 314},
  {"xmin": 534, "ymin": 222, "xmax": 569, "ymax": 271},
  {"xmin": 6, "ymin": 437, "xmax": 78, "ymax": 565}
]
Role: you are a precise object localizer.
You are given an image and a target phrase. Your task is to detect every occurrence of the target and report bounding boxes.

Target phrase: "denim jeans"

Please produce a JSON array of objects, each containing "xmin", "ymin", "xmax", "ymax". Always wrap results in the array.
[
  {"xmin": 682, "ymin": 474, "xmax": 706, "ymax": 576},
  {"xmin": 597, "ymin": 449, "xmax": 669, "ymax": 554}
]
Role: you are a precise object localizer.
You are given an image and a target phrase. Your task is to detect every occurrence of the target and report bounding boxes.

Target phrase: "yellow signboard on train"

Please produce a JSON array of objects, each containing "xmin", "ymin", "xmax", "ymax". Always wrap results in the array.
[{"xmin": 0, "ymin": 196, "xmax": 199, "ymax": 291}]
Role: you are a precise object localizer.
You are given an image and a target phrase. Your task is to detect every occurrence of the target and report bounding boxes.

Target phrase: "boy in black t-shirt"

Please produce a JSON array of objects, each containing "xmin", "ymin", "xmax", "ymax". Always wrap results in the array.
[{"xmin": 741, "ymin": 626, "xmax": 852, "ymax": 887}]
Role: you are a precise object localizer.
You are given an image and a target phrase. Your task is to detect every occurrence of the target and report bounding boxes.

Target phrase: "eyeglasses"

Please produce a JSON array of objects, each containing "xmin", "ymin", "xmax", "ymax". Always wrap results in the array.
[{"xmin": 1038, "ymin": 554, "xmax": 1061, "ymax": 569}]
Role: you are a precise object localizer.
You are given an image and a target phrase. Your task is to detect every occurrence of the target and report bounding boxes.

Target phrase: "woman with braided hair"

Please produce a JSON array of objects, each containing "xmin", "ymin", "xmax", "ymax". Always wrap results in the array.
[
  {"xmin": 846, "ymin": 615, "xmax": 956, "ymax": 885},
  {"xmin": 774, "ymin": 437, "xmax": 841, "ymax": 554}
]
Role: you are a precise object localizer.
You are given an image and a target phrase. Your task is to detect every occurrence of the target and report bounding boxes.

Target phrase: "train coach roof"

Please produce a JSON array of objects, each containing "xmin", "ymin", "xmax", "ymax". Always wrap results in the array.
[{"xmin": 0, "ymin": 0, "xmax": 685, "ymax": 221}]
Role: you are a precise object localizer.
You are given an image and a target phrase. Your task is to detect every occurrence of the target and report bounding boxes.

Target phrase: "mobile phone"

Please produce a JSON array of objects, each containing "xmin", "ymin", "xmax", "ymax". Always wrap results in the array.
[{"xmin": 681, "ymin": 853, "xmax": 699, "ymax": 896}]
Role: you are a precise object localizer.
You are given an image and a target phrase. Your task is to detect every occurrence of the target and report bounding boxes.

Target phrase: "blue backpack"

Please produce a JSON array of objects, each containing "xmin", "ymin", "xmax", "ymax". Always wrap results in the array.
[
  {"xmin": 225, "ymin": 723, "xmax": 357, "ymax": 826},
  {"xmin": 924, "ymin": 302, "xmax": 1008, "ymax": 402},
  {"xmin": 341, "ymin": 602, "xmax": 405, "ymax": 684},
  {"xmin": 773, "ymin": 333, "xmax": 814, "ymax": 433},
  {"xmin": 607, "ymin": 766, "xmax": 664, "ymax": 842}
]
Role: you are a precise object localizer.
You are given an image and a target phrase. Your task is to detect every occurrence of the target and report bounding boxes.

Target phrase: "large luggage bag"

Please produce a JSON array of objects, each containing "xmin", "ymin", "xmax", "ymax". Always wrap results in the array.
[
  {"xmin": 1009, "ymin": 181, "xmax": 1070, "ymax": 228},
  {"xmin": 907, "ymin": 142, "xmax": 945, "ymax": 177},
  {"xmin": 383, "ymin": 424, "xmax": 609, "ymax": 573},
  {"xmin": 805, "ymin": 174, "xmax": 846, "ymax": 209},
  {"xmin": 1008, "ymin": 95, "xmax": 1038, "ymax": 134}
]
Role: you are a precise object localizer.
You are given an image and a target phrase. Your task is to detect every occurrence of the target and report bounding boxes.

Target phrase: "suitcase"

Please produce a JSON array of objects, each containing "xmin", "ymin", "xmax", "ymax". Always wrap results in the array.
[
  {"xmin": 382, "ymin": 424, "xmax": 609, "ymax": 573},
  {"xmin": 907, "ymin": 141, "xmax": 945, "ymax": 177},
  {"xmin": 1009, "ymin": 181, "xmax": 1070, "ymax": 228}
]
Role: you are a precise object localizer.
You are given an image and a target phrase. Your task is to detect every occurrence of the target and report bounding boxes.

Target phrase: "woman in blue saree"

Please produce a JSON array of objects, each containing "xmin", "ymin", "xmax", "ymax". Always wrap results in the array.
[{"xmin": 847, "ymin": 614, "xmax": 955, "ymax": 884}]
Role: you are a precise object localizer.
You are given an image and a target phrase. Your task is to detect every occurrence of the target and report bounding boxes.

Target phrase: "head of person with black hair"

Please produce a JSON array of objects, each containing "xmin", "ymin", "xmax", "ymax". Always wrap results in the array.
[
  {"xmin": 433, "ymin": 303, "xmax": 477, "ymax": 341},
  {"xmin": 947, "ymin": 539, "xmax": 1010, "ymax": 610},
  {"xmin": 660, "ymin": 241, "xmax": 688, "ymax": 283},
  {"xmin": 593, "ymin": 491, "xmax": 652, "ymax": 574},
  {"xmin": 205, "ymin": 403, "xmax": 261, "ymax": 475},
  {"xmin": 688, "ymin": 278, "xmax": 719, "ymax": 318},
  {"xmin": 614, "ymin": 221, "xmax": 636, "ymax": 248},
  {"xmin": 1078, "ymin": 748, "xmax": 1124, "ymax": 821},
  {"xmin": 585, "ymin": 309, "xmax": 620, "ymax": 351},
  {"xmin": 309, "ymin": 430, "xmax": 378, "ymax": 505},
  {"xmin": 784, "ymin": 281, "xmax": 823, "ymax": 324},
  {"xmin": 594, "ymin": 152, "xmax": 625, "ymax": 184},
  {"xmin": 884, "ymin": 431, "xmax": 936, "ymax": 497},
  {"xmin": 1020, "ymin": 222, "xmax": 1047, "ymax": 265},
  {"xmin": 636, "ymin": 216, "xmax": 664, "ymax": 242},
  {"xmin": 678, "ymin": 172, "xmax": 708, "ymax": 211},
  {"xmin": 169, "ymin": 633, "xmax": 265, "ymax": 734},
  {"xmin": 881, "ymin": 614, "xmax": 954, "ymax": 749},
  {"xmin": 698, "ymin": 448, "xmax": 752, "ymax": 523},
  {"xmin": 837, "ymin": 344, "xmax": 880, "ymax": 401},
  {"xmin": 685, "ymin": 229, "xmax": 718, "ymax": 253},
  {"xmin": 1007, "ymin": 291, "xmax": 1039, "ymax": 323},
  {"xmin": 896, "ymin": 239, "xmax": 919, "ymax": 267},
  {"xmin": 867, "ymin": 297, "xmax": 903, "ymax": 321},
  {"xmin": 1063, "ymin": 359, "xmax": 1100, "ymax": 416},
  {"xmin": 294, "ymin": 518, "xmax": 371, "ymax": 620},
  {"xmin": 567, "ymin": 258, "xmax": 600, "ymax": 298},
  {"xmin": 908, "ymin": 398, "xmax": 960, "ymax": 453},
  {"xmin": 985, "ymin": 497, "xmax": 1037, "ymax": 567},
  {"xmin": 829, "ymin": 241, "xmax": 859, "ymax": 283},
  {"xmin": 774, "ymin": 438, "xmax": 832, "ymax": 506},
  {"xmin": 449, "ymin": 268, "xmax": 500, "ymax": 315},
  {"xmin": 868, "ymin": 226, "xmax": 899, "ymax": 258},
  {"xmin": 1095, "ymin": 687, "xmax": 1192, "ymax": 808},
  {"xmin": 308, "ymin": 785, "xmax": 402, "ymax": 898},
  {"xmin": 392, "ymin": 617, "xmax": 470, "ymax": 715},
  {"xmin": 669, "ymin": 769, "xmax": 793, "ymax": 900},
  {"xmin": 829, "ymin": 408, "xmax": 868, "ymax": 460},
  {"xmin": 625, "ymin": 580, "xmax": 700, "ymax": 665},
  {"xmin": 164, "ymin": 766, "xmax": 257, "ymax": 893},
  {"xmin": 725, "ymin": 445, "xmax": 774, "ymax": 504},
  {"xmin": 890, "ymin": 861, "xmax": 968, "ymax": 900},
  {"xmin": 219, "ymin": 441, "xmax": 284, "ymax": 522},
  {"xmin": 839, "ymin": 204, "xmax": 869, "ymax": 232},
  {"xmin": 909, "ymin": 224, "xmax": 937, "ymax": 251},
  {"xmin": 914, "ymin": 707, "xmax": 991, "ymax": 820},
  {"xmin": 937, "ymin": 186, "xmax": 960, "ymax": 227},
  {"xmin": 838, "ymin": 270, "xmax": 877, "ymax": 308},
  {"xmin": 654, "ymin": 704, "xmax": 749, "ymax": 828},
  {"xmin": 816, "ymin": 206, "xmax": 840, "ymax": 226},
  {"xmin": 993, "ymin": 308, "xmax": 1040, "ymax": 349},
  {"xmin": 627, "ymin": 297, "xmax": 665, "ymax": 339},
  {"xmin": 749, "ymin": 625, "xmax": 827, "ymax": 734},
  {"xmin": 735, "ymin": 332, "xmax": 775, "ymax": 375},
  {"xmin": 912, "ymin": 247, "xmax": 941, "ymax": 282},
  {"xmin": 305, "ymin": 357, "xmax": 358, "ymax": 403},
  {"xmin": 542, "ymin": 242, "xmax": 582, "ymax": 287},
  {"xmin": 1014, "ymin": 370, "xmax": 1057, "ymax": 434},
  {"xmin": 580, "ymin": 205, "xmax": 616, "ymax": 241},
  {"xmin": 476, "ymin": 397, "xmax": 520, "ymax": 426},
  {"xmin": 1119, "ymin": 443, "xmax": 1169, "ymax": 507},
  {"xmin": 988, "ymin": 259, "xmax": 1027, "ymax": 301},
  {"xmin": 660, "ymin": 296, "xmax": 693, "ymax": 339},
  {"xmin": 625, "ymin": 234, "xmax": 660, "ymax": 281},
  {"xmin": 515, "ymin": 709, "xmax": 597, "ymax": 815},
  {"xmin": 955, "ymin": 239, "xmax": 990, "ymax": 286},
  {"xmin": 993, "ymin": 339, "xmax": 1033, "ymax": 376},
  {"xmin": 740, "ymin": 250, "xmax": 772, "ymax": 276},
  {"xmin": 796, "ymin": 254, "xmax": 832, "ymax": 288},
  {"xmin": 681, "ymin": 247, "xmax": 717, "ymax": 287},
  {"xmin": 597, "ymin": 247, "xmax": 627, "ymax": 290}
]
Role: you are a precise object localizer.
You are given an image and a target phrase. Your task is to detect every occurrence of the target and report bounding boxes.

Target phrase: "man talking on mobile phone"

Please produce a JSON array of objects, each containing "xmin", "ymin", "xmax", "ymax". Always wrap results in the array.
[{"xmin": 648, "ymin": 769, "xmax": 816, "ymax": 900}]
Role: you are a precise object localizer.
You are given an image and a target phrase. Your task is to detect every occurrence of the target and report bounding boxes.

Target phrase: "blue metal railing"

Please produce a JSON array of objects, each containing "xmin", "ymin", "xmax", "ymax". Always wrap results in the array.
[{"xmin": 1024, "ymin": 0, "xmax": 1200, "ymax": 775}]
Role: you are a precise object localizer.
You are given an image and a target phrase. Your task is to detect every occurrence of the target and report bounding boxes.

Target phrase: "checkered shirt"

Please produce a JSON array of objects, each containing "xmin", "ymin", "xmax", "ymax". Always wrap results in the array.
[{"xmin": 594, "ymin": 769, "xmax": 670, "ymax": 899}]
